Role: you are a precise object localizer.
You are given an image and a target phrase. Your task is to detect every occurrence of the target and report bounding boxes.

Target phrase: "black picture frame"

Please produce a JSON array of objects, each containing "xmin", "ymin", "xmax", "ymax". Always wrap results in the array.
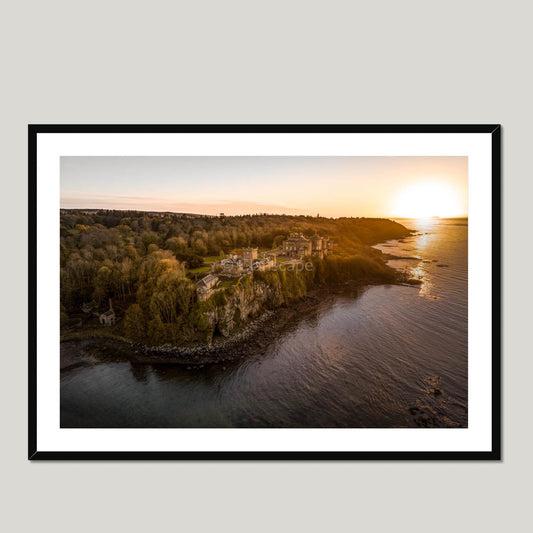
[{"xmin": 28, "ymin": 124, "xmax": 501, "ymax": 460}]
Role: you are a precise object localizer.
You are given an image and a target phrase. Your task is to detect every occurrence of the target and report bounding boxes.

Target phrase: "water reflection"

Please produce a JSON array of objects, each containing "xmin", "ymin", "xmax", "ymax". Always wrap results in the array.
[{"xmin": 129, "ymin": 363, "xmax": 151, "ymax": 383}]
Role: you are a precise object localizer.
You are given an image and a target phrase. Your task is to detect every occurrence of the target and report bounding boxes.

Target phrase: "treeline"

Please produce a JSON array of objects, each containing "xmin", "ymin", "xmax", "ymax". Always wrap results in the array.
[
  {"xmin": 61, "ymin": 209, "xmax": 410, "ymax": 257},
  {"xmin": 60, "ymin": 209, "xmax": 410, "ymax": 345}
]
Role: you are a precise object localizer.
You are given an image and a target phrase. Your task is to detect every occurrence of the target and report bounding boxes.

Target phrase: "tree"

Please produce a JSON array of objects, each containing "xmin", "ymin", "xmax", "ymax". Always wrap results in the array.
[
  {"xmin": 191, "ymin": 237, "xmax": 208, "ymax": 256},
  {"xmin": 60, "ymin": 209, "xmax": 408, "ymax": 343},
  {"xmin": 149, "ymin": 270, "xmax": 194, "ymax": 324},
  {"xmin": 93, "ymin": 265, "xmax": 113, "ymax": 303},
  {"xmin": 124, "ymin": 304, "xmax": 146, "ymax": 342}
]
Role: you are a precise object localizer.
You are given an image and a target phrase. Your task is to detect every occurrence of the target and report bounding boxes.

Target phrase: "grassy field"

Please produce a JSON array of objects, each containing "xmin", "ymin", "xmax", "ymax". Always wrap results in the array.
[
  {"xmin": 188, "ymin": 265, "xmax": 211, "ymax": 274},
  {"xmin": 188, "ymin": 255, "xmax": 221, "ymax": 274},
  {"xmin": 218, "ymin": 278, "xmax": 239, "ymax": 288}
]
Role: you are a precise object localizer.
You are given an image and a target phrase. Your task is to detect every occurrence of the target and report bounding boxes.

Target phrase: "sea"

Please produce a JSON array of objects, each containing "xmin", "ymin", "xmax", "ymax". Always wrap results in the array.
[{"xmin": 60, "ymin": 218, "xmax": 468, "ymax": 428}]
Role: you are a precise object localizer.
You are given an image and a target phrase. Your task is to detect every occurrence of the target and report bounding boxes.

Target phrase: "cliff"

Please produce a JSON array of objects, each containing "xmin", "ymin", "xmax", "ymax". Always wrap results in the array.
[{"xmin": 198, "ymin": 272, "xmax": 295, "ymax": 341}]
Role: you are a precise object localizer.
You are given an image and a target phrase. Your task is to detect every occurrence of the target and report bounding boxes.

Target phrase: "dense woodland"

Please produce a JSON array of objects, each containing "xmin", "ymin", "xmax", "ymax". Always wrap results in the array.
[{"xmin": 60, "ymin": 209, "xmax": 411, "ymax": 345}]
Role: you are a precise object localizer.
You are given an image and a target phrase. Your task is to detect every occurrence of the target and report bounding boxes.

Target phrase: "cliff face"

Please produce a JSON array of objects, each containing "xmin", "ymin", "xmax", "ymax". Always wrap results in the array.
[{"xmin": 204, "ymin": 277, "xmax": 283, "ymax": 338}]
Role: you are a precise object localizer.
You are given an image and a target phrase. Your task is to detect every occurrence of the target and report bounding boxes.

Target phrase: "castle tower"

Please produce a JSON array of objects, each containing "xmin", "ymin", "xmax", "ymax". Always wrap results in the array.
[{"xmin": 242, "ymin": 247, "xmax": 258, "ymax": 267}]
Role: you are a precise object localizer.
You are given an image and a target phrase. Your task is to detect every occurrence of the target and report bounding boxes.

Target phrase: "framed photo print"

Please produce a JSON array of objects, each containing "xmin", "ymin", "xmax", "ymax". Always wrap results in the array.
[{"xmin": 29, "ymin": 124, "xmax": 501, "ymax": 459}]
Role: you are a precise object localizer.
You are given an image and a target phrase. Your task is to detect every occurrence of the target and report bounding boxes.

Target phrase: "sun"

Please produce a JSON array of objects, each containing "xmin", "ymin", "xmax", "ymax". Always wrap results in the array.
[{"xmin": 393, "ymin": 182, "xmax": 463, "ymax": 218}]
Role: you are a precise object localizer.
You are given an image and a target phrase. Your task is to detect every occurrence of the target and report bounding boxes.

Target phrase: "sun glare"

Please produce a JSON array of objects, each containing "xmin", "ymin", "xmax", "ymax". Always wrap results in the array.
[{"xmin": 393, "ymin": 182, "xmax": 463, "ymax": 218}]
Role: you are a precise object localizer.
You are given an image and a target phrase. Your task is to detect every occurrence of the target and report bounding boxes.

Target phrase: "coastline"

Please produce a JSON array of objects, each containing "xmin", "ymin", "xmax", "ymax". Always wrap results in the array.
[
  {"xmin": 61, "ymin": 229, "xmax": 420, "ymax": 371},
  {"xmin": 60, "ymin": 281, "xmax": 388, "ymax": 371}
]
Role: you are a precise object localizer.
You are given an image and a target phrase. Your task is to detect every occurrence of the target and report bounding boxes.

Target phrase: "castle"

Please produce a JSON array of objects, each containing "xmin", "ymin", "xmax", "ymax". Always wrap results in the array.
[
  {"xmin": 211, "ymin": 248, "xmax": 275, "ymax": 278},
  {"xmin": 281, "ymin": 233, "xmax": 331, "ymax": 259},
  {"xmin": 197, "ymin": 234, "xmax": 331, "ymax": 301}
]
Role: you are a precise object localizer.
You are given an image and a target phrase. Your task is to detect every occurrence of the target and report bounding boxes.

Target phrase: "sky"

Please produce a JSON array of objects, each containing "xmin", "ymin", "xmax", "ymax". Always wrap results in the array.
[{"xmin": 60, "ymin": 156, "xmax": 468, "ymax": 218}]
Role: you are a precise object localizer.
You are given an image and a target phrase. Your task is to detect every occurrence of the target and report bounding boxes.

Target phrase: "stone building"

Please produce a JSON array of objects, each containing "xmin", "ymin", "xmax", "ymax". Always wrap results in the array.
[
  {"xmin": 99, "ymin": 299, "xmax": 116, "ymax": 326},
  {"xmin": 281, "ymin": 233, "xmax": 312, "ymax": 258},
  {"xmin": 212, "ymin": 253, "xmax": 244, "ymax": 277},
  {"xmin": 196, "ymin": 273, "xmax": 219, "ymax": 301},
  {"xmin": 216, "ymin": 258, "xmax": 244, "ymax": 277},
  {"xmin": 281, "ymin": 233, "xmax": 331, "ymax": 259},
  {"xmin": 252, "ymin": 254, "xmax": 276, "ymax": 271},
  {"xmin": 310, "ymin": 234, "xmax": 331, "ymax": 259},
  {"xmin": 81, "ymin": 300, "xmax": 97, "ymax": 314},
  {"xmin": 242, "ymin": 247, "xmax": 258, "ymax": 267},
  {"xmin": 213, "ymin": 249, "xmax": 277, "ymax": 276}
]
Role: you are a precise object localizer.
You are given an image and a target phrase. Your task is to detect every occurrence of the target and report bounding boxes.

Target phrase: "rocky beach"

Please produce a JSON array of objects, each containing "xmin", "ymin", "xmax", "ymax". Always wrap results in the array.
[{"xmin": 60, "ymin": 284, "xmax": 364, "ymax": 370}]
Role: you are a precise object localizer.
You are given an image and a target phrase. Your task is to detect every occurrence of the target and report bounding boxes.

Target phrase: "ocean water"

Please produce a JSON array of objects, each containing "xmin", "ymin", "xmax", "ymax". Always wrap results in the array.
[{"xmin": 61, "ymin": 218, "xmax": 468, "ymax": 428}]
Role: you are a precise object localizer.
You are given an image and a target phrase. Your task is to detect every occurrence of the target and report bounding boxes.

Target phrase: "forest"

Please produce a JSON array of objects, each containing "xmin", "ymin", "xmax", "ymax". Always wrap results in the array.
[{"xmin": 60, "ymin": 209, "xmax": 411, "ymax": 345}]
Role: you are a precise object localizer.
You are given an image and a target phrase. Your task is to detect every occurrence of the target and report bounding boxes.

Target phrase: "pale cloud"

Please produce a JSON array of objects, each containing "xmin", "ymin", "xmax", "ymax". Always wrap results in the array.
[{"xmin": 60, "ymin": 195, "xmax": 311, "ymax": 216}]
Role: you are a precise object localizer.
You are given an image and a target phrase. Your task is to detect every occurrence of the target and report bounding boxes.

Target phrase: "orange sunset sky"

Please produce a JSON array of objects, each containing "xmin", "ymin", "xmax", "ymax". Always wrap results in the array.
[{"xmin": 61, "ymin": 156, "xmax": 468, "ymax": 218}]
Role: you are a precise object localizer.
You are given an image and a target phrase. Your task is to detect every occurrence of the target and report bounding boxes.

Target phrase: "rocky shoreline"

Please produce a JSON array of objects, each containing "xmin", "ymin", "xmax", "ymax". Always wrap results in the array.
[
  {"xmin": 60, "ymin": 229, "xmax": 427, "ymax": 373},
  {"xmin": 60, "ymin": 272, "xmax": 425, "ymax": 372},
  {"xmin": 60, "ymin": 285, "xmax": 352, "ymax": 371}
]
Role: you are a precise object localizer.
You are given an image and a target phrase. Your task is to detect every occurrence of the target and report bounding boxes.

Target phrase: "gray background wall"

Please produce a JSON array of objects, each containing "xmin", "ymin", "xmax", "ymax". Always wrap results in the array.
[{"xmin": 0, "ymin": 1, "xmax": 528, "ymax": 531}]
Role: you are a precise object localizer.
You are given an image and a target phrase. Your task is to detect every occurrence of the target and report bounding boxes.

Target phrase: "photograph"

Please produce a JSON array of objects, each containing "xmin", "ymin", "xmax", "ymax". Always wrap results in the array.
[
  {"xmin": 59, "ymin": 155, "xmax": 468, "ymax": 429},
  {"xmin": 29, "ymin": 125, "xmax": 500, "ymax": 458}
]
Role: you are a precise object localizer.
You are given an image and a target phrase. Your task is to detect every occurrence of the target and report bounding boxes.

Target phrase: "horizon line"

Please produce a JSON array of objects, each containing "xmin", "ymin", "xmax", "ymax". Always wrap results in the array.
[{"xmin": 59, "ymin": 206, "xmax": 468, "ymax": 219}]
